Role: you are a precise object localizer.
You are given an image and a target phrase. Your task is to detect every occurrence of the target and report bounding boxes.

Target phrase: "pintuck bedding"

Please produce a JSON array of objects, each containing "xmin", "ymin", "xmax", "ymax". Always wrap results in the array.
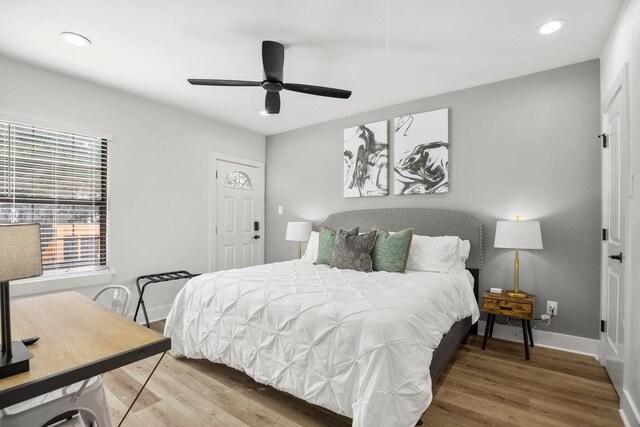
[{"xmin": 164, "ymin": 260, "xmax": 479, "ymax": 427}]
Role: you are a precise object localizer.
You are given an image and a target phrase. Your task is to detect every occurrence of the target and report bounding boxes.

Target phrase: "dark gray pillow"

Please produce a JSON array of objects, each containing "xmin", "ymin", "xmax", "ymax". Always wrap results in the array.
[{"xmin": 330, "ymin": 229, "xmax": 378, "ymax": 272}]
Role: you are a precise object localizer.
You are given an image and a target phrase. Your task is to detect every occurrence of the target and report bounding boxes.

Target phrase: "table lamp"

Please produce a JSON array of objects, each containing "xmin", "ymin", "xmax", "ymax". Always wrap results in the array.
[
  {"xmin": 286, "ymin": 221, "xmax": 312, "ymax": 259},
  {"xmin": 494, "ymin": 216, "xmax": 543, "ymax": 298},
  {"xmin": 0, "ymin": 223, "xmax": 42, "ymax": 379}
]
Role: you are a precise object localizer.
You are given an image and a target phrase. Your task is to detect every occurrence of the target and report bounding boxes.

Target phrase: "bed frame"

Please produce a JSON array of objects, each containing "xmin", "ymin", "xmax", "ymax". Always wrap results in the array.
[{"xmin": 320, "ymin": 208, "xmax": 483, "ymax": 382}]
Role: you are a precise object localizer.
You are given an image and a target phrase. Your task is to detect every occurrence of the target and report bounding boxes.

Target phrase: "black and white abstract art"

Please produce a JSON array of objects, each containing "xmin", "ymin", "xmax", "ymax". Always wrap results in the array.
[
  {"xmin": 393, "ymin": 108, "xmax": 449, "ymax": 195},
  {"xmin": 343, "ymin": 121, "xmax": 388, "ymax": 198}
]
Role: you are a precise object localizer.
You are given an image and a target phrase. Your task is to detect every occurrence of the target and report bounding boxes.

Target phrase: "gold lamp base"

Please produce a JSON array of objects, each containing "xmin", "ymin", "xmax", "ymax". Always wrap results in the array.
[
  {"xmin": 505, "ymin": 290, "xmax": 528, "ymax": 298},
  {"xmin": 507, "ymin": 244, "xmax": 527, "ymax": 299}
]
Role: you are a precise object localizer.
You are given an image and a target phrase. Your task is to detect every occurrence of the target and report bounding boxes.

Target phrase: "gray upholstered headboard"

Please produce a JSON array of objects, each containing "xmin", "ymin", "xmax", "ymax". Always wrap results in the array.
[{"xmin": 319, "ymin": 208, "xmax": 483, "ymax": 269}]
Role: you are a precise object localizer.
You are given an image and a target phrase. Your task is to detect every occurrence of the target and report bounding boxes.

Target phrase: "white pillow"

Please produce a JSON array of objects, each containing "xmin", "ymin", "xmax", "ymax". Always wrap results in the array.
[
  {"xmin": 301, "ymin": 231, "xmax": 319, "ymax": 262},
  {"xmin": 406, "ymin": 235, "xmax": 462, "ymax": 273},
  {"xmin": 459, "ymin": 240, "xmax": 471, "ymax": 269}
]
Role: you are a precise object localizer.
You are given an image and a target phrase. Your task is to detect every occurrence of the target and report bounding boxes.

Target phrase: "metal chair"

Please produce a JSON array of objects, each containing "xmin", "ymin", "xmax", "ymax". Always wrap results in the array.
[
  {"xmin": 0, "ymin": 285, "xmax": 132, "ymax": 427},
  {"xmin": 93, "ymin": 284, "xmax": 131, "ymax": 316}
]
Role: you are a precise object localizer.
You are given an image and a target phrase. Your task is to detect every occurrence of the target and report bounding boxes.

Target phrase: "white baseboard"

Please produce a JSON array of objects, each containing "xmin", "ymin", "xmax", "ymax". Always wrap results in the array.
[
  {"xmin": 128, "ymin": 304, "xmax": 173, "ymax": 326},
  {"xmin": 477, "ymin": 320, "xmax": 600, "ymax": 358},
  {"xmin": 620, "ymin": 389, "xmax": 640, "ymax": 427}
]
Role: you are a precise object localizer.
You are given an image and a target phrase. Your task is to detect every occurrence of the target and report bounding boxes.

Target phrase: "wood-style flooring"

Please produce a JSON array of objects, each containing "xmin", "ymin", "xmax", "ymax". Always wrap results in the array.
[{"xmin": 65, "ymin": 320, "xmax": 621, "ymax": 426}]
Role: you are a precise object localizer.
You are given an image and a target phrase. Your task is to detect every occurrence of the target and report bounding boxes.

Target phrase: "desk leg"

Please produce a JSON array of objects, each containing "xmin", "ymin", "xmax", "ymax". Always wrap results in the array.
[
  {"xmin": 522, "ymin": 320, "xmax": 530, "ymax": 360},
  {"xmin": 117, "ymin": 351, "xmax": 166, "ymax": 427},
  {"xmin": 482, "ymin": 314, "xmax": 493, "ymax": 350},
  {"xmin": 527, "ymin": 320, "xmax": 534, "ymax": 347}
]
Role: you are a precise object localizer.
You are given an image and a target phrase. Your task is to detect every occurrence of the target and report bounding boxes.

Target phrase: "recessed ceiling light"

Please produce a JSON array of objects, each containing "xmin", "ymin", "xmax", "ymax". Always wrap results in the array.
[
  {"xmin": 537, "ymin": 20, "xmax": 566, "ymax": 35},
  {"xmin": 60, "ymin": 32, "xmax": 91, "ymax": 47}
]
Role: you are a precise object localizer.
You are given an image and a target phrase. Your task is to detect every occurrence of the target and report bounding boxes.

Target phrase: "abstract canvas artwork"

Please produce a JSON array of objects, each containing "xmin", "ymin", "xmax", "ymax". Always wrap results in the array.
[
  {"xmin": 343, "ymin": 121, "xmax": 388, "ymax": 198},
  {"xmin": 393, "ymin": 108, "xmax": 449, "ymax": 195}
]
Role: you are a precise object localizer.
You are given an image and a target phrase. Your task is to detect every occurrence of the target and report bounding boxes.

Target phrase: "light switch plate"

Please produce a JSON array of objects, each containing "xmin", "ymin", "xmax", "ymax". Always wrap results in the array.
[{"xmin": 278, "ymin": 206, "xmax": 283, "ymax": 215}]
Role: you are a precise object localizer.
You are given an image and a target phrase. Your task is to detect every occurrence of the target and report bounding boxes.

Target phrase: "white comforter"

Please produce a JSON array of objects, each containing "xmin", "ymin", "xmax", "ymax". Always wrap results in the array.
[{"xmin": 165, "ymin": 260, "xmax": 479, "ymax": 426}]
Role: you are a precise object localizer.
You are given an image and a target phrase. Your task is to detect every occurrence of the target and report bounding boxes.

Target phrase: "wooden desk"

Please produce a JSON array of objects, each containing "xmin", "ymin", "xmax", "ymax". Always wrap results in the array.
[{"xmin": 0, "ymin": 291, "xmax": 170, "ymax": 409}]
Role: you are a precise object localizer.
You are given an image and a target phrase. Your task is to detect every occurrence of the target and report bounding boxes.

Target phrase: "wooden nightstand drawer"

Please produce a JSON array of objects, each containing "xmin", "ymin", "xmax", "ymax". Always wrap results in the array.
[{"xmin": 481, "ymin": 298, "xmax": 533, "ymax": 318}]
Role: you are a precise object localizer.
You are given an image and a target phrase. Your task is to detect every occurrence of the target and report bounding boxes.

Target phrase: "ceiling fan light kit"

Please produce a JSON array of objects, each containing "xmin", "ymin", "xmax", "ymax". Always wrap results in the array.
[{"xmin": 188, "ymin": 41, "xmax": 352, "ymax": 115}]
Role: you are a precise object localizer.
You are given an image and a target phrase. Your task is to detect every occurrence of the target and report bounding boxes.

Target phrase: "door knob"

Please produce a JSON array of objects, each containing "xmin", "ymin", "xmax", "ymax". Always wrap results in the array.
[
  {"xmin": 609, "ymin": 252, "xmax": 623, "ymax": 262},
  {"xmin": 253, "ymin": 235, "xmax": 260, "ymax": 240}
]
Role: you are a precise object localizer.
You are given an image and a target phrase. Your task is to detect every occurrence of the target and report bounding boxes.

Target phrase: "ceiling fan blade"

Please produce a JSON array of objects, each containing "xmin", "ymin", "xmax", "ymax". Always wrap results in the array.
[
  {"xmin": 283, "ymin": 83, "xmax": 352, "ymax": 99},
  {"xmin": 265, "ymin": 91, "xmax": 281, "ymax": 114},
  {"xmin": 187, "ymin": 79, "xmax": 262, "ymax": 87},
  {"xmin": 262, "ymin": 41, "xmax": 284, "ymax": 82}
]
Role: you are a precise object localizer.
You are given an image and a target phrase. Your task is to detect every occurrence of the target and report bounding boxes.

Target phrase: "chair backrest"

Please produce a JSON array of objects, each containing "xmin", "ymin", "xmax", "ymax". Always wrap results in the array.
[{"xmin": 93, "ymin": 285, "xmax": 131, "ymax": 316}]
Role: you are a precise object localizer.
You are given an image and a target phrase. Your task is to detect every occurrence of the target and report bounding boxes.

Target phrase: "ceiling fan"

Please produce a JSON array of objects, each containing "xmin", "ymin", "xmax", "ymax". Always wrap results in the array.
[{"xmin": 188, "ymin": 40, "xmax": 352, "ymax": 115}]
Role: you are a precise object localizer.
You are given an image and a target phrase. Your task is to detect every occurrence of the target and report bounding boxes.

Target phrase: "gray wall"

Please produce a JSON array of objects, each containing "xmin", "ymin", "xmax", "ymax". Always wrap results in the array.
[{"xmin": 265, "ymin": 60, "xmax": 601, "ymax": 340}]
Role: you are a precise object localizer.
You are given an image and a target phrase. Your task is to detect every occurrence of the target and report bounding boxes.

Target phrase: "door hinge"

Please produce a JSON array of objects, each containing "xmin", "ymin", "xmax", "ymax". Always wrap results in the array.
[
  {"xmin": 601, "ymin": 320, "xmax": 606, "ymax": 333},
  {"xmin": 216, "ymin": 170, "xmax": 218, "ymax": 179},
  {"xmin": 215, "ymin": 226, "xmax": 218, "ymax": 234},
  {"xmin": 599, "ymin": 133, "xmax": 608, "ymax": 148},
  {"xmin": 602, "ymin": 228, "xmax": 608, "ymax": 241}
]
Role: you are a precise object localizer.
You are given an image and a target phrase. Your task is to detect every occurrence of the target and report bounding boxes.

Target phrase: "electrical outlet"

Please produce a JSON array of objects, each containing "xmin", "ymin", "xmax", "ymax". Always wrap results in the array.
[
  {"xmin": 278, "ymin": 206, "xmax": 283, "ymax": 215},
  {"xmin": 546, "ymin": 301, "xmax": 558, "ymax": 316}
]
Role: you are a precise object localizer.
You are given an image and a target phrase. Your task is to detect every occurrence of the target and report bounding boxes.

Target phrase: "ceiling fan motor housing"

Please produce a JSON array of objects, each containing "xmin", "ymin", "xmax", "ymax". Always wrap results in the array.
[{"xmin": 262, "ymin": 81, "xmax": 283, "ymax": 92}]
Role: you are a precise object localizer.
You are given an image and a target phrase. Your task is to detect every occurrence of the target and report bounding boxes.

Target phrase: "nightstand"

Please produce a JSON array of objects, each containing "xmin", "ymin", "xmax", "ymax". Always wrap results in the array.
[{"xmin": 481, "ymin": 291, "xmax": 535, "ymax": 360}]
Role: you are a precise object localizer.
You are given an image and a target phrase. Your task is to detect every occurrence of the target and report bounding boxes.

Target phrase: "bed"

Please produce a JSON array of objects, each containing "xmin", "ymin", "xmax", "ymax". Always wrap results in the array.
[{"xmin": 165, "ymin": 208, "xmax": 483, "ymax": 426}]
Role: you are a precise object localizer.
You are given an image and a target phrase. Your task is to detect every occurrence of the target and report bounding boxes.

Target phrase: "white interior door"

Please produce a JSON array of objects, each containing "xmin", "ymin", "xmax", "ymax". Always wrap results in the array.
[
  {"xmin": 214, "ymin": 158, "xmax": 263, "ymax": 271},
  {"xmin": 601, "ymin": 68, "xmax": 629, "ymax": 397}
]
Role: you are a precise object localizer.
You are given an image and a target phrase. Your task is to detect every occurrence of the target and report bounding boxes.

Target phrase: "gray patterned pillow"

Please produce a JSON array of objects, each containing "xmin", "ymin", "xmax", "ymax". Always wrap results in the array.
[{"xmin": 329, "ymin": 229, "xmax": 378, "ymax": 272}]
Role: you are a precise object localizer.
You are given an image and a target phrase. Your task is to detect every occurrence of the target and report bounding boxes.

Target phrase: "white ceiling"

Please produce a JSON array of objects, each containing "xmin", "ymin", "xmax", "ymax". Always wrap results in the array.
[{"xmin": 0, "ymin": 0, "xmax": 622, "ymax": 136}]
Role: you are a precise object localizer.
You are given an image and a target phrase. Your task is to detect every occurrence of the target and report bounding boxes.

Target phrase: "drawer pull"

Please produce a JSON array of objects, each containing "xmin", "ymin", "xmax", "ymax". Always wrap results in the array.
[{"xmin": 498, "ymin": 305, "xmax": 513, "ymax": 310}]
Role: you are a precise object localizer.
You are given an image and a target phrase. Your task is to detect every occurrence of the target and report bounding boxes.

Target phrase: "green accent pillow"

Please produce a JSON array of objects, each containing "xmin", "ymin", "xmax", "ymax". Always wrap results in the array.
[
  {"xmin": 315, "ymin": 226, "xmax": 359, "ymax": 265},
  {"xmin": 371, "ymin": 227, "xmax": 413, "ymax": 273}
]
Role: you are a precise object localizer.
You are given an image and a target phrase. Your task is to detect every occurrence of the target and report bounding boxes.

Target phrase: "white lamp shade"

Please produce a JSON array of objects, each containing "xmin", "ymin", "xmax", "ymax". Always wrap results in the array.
[
  {"xmin": 0, "ymin": 223, "xmax": 43, "ymax": 282},
  {"xmin": 286, "ymin": 222, "xmax": 312, "ymax": 242},
  {"xmin": 494, "ymin": 220, "xmax": 543, "ymax": 249}
]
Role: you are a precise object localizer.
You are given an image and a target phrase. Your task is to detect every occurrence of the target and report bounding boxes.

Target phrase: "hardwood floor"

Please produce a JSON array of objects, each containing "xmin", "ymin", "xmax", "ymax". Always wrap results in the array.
[{"xmin": 72, "ymin": 320, "xmax": 621, "ymax": 426}]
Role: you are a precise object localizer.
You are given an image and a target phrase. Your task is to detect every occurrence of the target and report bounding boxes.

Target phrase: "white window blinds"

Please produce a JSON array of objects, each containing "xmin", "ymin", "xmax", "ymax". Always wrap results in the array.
[{"xmin": 0, "ymin": 120, "xmax": 109, "ymax": 274}]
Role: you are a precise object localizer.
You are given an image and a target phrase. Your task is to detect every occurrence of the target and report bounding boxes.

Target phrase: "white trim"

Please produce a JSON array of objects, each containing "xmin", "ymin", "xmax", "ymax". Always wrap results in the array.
[
  {"xmin": 620, "ymin": 389, "xmax": 640, "ymax": 427},
  {"xmin": 478, "ymin": 320, "xmax": 600, "ymax": 358},
  {"xmin": 208, "ymin": 151, "xmax": 265, "ymax": 272},
  {"xmin": 11, "ymin": 269, "xmax": 116, "ymax": 297}
]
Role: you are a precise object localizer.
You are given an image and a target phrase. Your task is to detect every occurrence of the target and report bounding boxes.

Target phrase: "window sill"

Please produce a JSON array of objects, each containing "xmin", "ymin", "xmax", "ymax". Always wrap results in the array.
[{"xmin": 10, "ymin": 269, "xmax": 116, "ymax": 297}]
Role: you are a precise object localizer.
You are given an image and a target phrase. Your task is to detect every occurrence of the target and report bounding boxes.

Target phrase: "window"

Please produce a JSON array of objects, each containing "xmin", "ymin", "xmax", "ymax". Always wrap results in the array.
[
  {"xmin": 223, "ymin": 170, "xmax": 254, "ymax": 190},
  {"xmin": 0, "ymin": 120, "xmax": 109, "ymax": 275}
]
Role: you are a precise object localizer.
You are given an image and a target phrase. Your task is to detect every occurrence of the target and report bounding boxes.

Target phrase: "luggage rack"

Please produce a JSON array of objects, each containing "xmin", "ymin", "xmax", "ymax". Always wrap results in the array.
[{"xmin": 134, "ymin": 270, "xmax": 200, "ymax": 328}]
